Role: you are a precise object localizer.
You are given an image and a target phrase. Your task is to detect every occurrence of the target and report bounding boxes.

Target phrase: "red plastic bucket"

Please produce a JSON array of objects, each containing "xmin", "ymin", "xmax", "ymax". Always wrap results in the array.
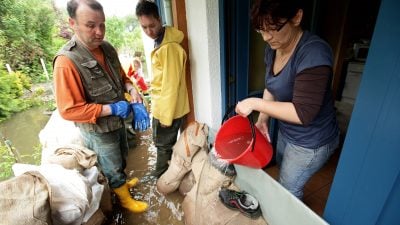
[{"xmin": 214, "ymin": 115, "xmax": 273, "ymax": 168}]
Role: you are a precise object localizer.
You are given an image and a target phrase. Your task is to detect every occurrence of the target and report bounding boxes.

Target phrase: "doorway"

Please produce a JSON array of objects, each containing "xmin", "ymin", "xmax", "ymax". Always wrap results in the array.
[{"xmin": 221, "ymin": 0, "xmax": 381, "ymax": 216}]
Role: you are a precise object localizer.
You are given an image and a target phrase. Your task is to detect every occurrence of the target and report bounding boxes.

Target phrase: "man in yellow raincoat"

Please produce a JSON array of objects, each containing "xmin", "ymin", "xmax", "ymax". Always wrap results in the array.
[{"xmin": 136, "ymin": 0, "xmax": 190, "ymax": 178}]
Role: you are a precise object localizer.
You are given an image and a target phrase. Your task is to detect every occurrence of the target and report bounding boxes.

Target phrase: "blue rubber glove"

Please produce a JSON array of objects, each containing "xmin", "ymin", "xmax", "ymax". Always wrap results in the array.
[
  {"xmin": 131, "ymin": 103, "xmax": 150, "ymax": 131},
  {"xmin": 110, "ymin": 101, "xmax": 131, "ymax": 119}
]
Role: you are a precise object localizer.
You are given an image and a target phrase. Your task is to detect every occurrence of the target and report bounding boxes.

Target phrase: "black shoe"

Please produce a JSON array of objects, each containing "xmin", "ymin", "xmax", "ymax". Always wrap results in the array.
[{"xmin": 218, "ymin": 188, "xmax": 262, "ymax": 219}]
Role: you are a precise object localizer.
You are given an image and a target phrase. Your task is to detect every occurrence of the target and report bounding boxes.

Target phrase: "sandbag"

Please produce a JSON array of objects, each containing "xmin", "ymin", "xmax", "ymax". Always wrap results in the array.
[
  {"xmin": 0, "ymin": 171, "xmax": 52, "ymax": 225},
  {"xmin": 13, "ymin": 163, "xmax": 92, "ymax": 225},
  {"xmin": 39, "ymin": 109, "xmax": 84, "ymax": 164},
  {"xmin": 45, "ymin": 144, "xmax": 97, "ymax": 172},
  {"xmin": 157, "ymin": 121, "xmax": 208, "ymax": 194},
  {"xmin": 178, "ymin": 170, "xmax": 196, "ymax": 196},
  {"xmin": 182, "ymin": 151, "xmax": 268, "ymax": 225}
]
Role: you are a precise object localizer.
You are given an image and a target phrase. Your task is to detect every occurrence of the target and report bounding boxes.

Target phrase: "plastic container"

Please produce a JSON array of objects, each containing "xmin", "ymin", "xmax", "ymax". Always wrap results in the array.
[{"xmin": 214, "ymin": 115, "xmax": 273, "ymax": 169}]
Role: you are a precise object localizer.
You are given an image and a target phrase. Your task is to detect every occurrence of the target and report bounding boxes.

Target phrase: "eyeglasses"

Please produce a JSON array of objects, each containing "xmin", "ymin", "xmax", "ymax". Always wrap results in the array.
[{"xmin": 256, "ymin": 19, "xmax": 289, "ymax": 35}]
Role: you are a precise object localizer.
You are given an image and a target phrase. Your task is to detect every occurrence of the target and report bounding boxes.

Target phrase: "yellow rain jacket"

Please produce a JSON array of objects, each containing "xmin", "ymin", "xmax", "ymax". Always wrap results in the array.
[{"xmin": 150, "ymin": 26, "xmax": 190, "ymax": 126}]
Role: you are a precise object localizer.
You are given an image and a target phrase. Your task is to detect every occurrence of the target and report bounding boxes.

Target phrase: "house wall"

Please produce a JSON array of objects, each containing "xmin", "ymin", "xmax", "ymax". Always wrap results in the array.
[{"xmin": 185, "ymin": 0, "xmax": 222, "ymax": 140}]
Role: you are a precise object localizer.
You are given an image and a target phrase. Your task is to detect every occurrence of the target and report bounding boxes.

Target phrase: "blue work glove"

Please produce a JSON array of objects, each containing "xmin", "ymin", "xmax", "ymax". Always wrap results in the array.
[
  {"xmin": 110, "ymin": 101, "xmax": 131, "ymax": 119},
  {"xmin": 131, "ymin": 103, "xmax": 150, "ymax": 131}
]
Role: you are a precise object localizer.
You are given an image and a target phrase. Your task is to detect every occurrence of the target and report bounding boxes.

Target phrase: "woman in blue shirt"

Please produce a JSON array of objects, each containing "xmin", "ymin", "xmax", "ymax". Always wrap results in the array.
[{"xmin": 235, "ymin": 0, "xmax": 340, "ymax": 199}]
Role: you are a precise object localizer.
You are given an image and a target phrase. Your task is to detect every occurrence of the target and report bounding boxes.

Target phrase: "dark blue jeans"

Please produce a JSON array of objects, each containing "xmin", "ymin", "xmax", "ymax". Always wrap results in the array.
[
  {"xmin": 152, "ymin": 117, "xmax": 184, "ymax": 177},
  {"xmin": 80, "ymin": 127, "xmax": 128, "ymax": 188}
]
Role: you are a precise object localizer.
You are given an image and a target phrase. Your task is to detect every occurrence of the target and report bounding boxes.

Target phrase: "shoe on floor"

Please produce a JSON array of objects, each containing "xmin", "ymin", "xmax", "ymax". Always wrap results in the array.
[{"xmin": 218, "ymin": 188, "xmax": 262, "ymax": 219}]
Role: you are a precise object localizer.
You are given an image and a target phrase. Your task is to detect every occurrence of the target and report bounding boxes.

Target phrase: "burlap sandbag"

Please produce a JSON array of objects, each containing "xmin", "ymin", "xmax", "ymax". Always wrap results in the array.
[
  {"xmin": 45, "ymin": 144, "xmax": 97, "ymax": 173},
  {"xmin": 182, "ymin": 151, "xmax": 268, "ymax": 225},
  {"xmin": 0, "ymin": 171, "xmax": 52, "ymax": 225},
  {"xmin": 178, "ymin": 170, "xmax": 196, "ymax": 196},
  {"xmin": 157, "ymin": 122, "xmax": 208, "ymax": 194}
]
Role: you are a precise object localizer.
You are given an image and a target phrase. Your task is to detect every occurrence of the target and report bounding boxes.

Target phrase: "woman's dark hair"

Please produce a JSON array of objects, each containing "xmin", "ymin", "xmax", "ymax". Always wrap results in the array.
[
  {"xmin": 135, "ymin": 0, "xmax": 160, "ymax": 19},
  {"xmin": 67, "ymin": 0, "xmax": 103, "ymax": 19},
  {"xmin": 250, "ymin": 0, "xmax": 303, "ymax": 31}
]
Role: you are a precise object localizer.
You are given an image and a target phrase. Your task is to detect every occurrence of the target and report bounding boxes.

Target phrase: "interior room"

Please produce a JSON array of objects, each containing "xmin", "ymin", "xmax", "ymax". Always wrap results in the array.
[{"xmin": 257, "ymin": 0, "xmax": 382, "ymax": 216}]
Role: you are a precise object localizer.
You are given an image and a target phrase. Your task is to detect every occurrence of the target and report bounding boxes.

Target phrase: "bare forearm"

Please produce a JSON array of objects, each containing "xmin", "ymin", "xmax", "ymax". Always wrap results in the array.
[
  {"xmin": 254, "ymin": 99, "xmax": 302, "ymax": 124},
  {"xmin": 236, "ymin": 97, "xmax": 302, "ymax": 124}
]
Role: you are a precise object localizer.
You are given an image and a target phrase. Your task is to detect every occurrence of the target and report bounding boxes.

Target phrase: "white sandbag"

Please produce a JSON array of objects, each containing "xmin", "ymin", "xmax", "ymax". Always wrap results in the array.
[
  {"xmin": 39, "ymin": 109, "xmax": 84, "ymax": 164},
  {"xmin": 82, "ymin": 167, "xmax": 104, "ymax": 223},
  {"xmin": 13, "ymin": 163, "xmax": 91, "ymax": 225}
]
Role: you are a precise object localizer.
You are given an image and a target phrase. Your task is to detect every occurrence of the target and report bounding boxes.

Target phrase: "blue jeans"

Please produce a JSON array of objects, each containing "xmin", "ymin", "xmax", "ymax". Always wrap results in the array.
[
  {"xmin": 80, "ymin": 127, "xmax": 128, "ymax": 188},
  {"xmin": 276, "ymin": 130, "xmax": 339, "ymax": 199}
]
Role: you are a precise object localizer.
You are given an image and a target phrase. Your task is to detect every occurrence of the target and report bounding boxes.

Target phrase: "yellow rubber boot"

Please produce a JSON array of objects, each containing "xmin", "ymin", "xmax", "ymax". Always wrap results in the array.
[
  {"xmin": 113, "ymin": 183, "xmax": 148, "ymax": 213},
  {"xmin": 126, "ymin": 177, "xmax": 139, "ymax": 188}
]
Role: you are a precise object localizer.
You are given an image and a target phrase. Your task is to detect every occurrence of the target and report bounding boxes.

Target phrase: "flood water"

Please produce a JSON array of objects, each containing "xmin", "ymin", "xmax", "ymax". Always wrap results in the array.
[
  {"xmin": 0, "ymin": 108, "xmax": 185, "ymax": 224},
  {"xmin": 110, "ymin": 130, "xmax": 185, "ymax": 225},
  {"xmin": 0, "ymin": 107, "xmax": 50, "ymax": 163}
]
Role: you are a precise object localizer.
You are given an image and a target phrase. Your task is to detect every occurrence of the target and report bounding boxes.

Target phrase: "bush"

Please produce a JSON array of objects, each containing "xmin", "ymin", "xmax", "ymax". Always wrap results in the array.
[
  {"xmin": 0, "ymin": 69, "xmax": 26, "ymax": 119},
  {"xmin": 0, "ymin": 143, "xmax": 16, "ymax": 180},
  {"xmin": 0, "ymin": 65, "xmax": 41, "ymax": 122},
  {"xmin": 0, "ymin": 141, "xmax": 42, "ymax": 181}
]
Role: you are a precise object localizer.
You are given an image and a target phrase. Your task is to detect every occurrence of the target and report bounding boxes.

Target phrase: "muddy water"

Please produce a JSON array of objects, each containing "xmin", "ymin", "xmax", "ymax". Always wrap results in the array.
[
  {"xmin": 107, "ymin": 130, "xmax": 185, "ymax": 225},
  {"xmin": 1, "ymin": 108, "xmax": 186, "ymax": 224},
  {"xmin": 0, "ymin": 107, "xmax": 50, "ymax": 163}
]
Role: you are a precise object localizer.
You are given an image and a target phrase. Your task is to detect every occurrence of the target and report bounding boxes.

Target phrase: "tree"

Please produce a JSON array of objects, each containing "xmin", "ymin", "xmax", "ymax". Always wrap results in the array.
[
  {"xmin": 0, "ymin": 0, "xmax": 56, "ymax": 83},
  {"xmin": 105, "ymin": 15, "xmax": 144, "ymax": 55},
  {"xmin": 105, "ymin": 16, "xmax": 125, "ymax": 51}
]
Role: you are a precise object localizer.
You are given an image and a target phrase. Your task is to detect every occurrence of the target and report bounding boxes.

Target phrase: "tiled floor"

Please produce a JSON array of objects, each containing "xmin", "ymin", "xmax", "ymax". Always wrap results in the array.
[{"xmin": 264, "ymin": 148, "xmax": 341, "ymax": 217}]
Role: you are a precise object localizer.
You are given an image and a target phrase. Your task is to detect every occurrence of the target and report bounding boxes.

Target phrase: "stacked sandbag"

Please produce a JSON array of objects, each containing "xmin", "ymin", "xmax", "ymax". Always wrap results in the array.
[
  {"xmin": 39, "ymin": 109, "xmax": 84, "ymax": 164},
  {"xmin": 182, "ymin": 151, "xmax": 268, "ymax": 225},
  {"xmin": 0, "ymin": 171, "xmax": 52, "ymax": 225},
  {"xmin": 156, "ymin": 121, "xmax": 208, "ymax": 194},
  {"xmin": 44, "ymin": 144, "xmax": 97, "ymax": 173},
  {"xmin": 178, "ymin": 169, "xmax": 196, "ymax": 195},
  {"xmin": 9, "ymin": 145, "xmax": 109, "ymax": 225},
  {"xmin": 13, "ymin": 163, "xmax": 92, "ymax": 225},
  {"xmin": 46, "ymin": 145, "xmax": 112, "ymax": 224}
]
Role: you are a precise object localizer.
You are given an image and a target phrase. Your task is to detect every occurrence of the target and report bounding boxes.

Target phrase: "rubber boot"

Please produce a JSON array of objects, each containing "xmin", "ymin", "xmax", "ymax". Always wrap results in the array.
[
  {"xmin": 152, "ymin": 150, "xmax": 172, "ymax": 178},
  {"xmin": 126, "ymin": 177, "xmax": 139, "ymax": 188},
  {"xmin": 113, "ymin": 183, "xmax": 148, "ymax": 213}
]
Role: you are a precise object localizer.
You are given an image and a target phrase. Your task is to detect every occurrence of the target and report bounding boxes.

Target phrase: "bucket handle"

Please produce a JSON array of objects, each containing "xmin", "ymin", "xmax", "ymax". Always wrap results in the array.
[{"xmin": 221, "ymin": 105, "xmax": 256, "ymax": 152}]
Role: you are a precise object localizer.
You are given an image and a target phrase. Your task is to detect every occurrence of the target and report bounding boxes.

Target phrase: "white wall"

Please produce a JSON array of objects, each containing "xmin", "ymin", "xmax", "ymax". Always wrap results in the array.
[{"xmin": 185, "ymin": 0, "xmax": 222, "ymax": 142}]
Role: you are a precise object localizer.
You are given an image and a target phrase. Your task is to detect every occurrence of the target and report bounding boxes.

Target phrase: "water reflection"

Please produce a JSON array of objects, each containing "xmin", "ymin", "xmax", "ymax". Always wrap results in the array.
[
  {"xmin": 110, "ymin": 132, "xmax": 185, "ymax": 225},
  {"xmin": 0, "ymin": 109, "xmax": 185, "ymax": 224},
  {"xmin": 0, "ymin": 107, "xmax": 50, "ymax": 163}
]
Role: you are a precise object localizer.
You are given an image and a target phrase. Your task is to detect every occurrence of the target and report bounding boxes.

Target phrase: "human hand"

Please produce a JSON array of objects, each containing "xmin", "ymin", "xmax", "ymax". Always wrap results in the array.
[
  {"xmin": 255, "ymin": 119, "xmax": 271, "ymax": 142},
  {"xmin": 110, "ymin": 101, "xmax": 131, "ymax": 118},
  {"xmin": 131, "ymin": 103, "xmax": 150, "ymax": 131},
  {"xmin": 128, "ymin": 88, "xmax": 142, "ymax": 103},
  {"xmin": 235, "ymin": 99, "xmax": 254, "ymax": 117}
]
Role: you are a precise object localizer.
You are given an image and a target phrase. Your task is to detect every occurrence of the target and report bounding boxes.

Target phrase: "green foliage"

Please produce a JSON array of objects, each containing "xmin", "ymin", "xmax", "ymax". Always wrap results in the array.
[
  {"xmin": 0, "ymin": 68, "xmax": 27, "ymax": 119},
  {"xmin": 0, "ymin": 0, "xmax": 56, "ymax": 83},
  {"xmin": 105, "ymin": 16, "xmax": 125, "ymax": 50},
  {"xmin": 0, "ymin": 143, "xmax": 16, "ymax": 180},
  {"xmin": 0, "ymin": 141, "xmax": 42, "ymax": 181},
  {"xmin": 105, "ymin": 15, "xmax": 144, "ymax": 55},
  {"xmin": 0, "ymin": 64, "xmax": 48, "ymax": 122},
  {"xmin": 30, "ymin": 144, "xmax": 43, "ymax": 166}
]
